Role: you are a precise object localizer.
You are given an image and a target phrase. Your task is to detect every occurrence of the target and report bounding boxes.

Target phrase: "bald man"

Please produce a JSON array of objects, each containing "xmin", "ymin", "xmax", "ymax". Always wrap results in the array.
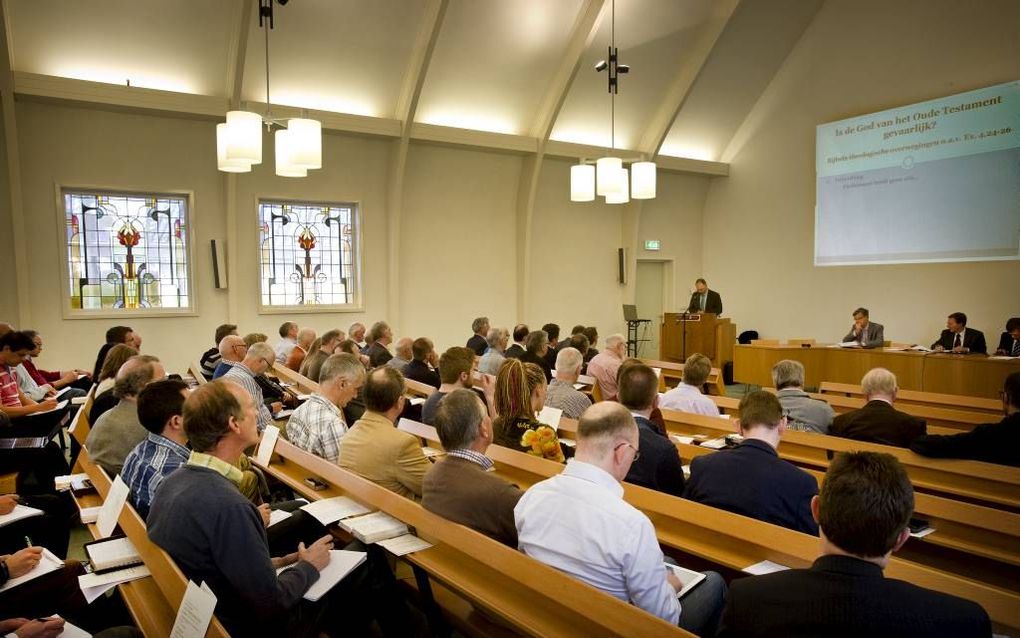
[
  {"xmin": 387, "ymin": 337, "xmax": 413, "ymax": 372},
  {"xmin": 213, "ymin": 335, "xmax": 248, "ymax": 379}
]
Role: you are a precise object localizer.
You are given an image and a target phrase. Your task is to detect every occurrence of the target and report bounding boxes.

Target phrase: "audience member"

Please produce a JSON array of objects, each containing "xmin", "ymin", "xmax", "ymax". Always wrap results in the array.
[
  {"xmin": 478, "ymin": 327, "xmax": 509, "ymax": 376},
  {"xmin": 200, "ymin": 324, "xmax": 237, "ymax": 379},
  {"xmin": 288, "ymin": 354, "xmax": 365, "ymax": 464},
  {"xmin": 404, "ymin": 338, "xmax": 441, "ymax": 389},
  {"xmin": 21, "ymin": 331, "xmax": 90, "ymax": 393},
  {"xmin": 587, "ymin": 334, "xmax": 626, "ymax": 401},
  {"xmin": 505, "ymin": 324, "xmax": 528, "ymax": 359},
  {"xmin": 772, "ymin": 359, "xmax": 834, "ymax": 433},
  {"xmin": 582, "ymin": 326, "xmax": 599, "ymax": 364},
  {"xmin": 466, "ymin": 317, "xmax": 490, "ymax": 356},
  {"xmin": 544, "ymin": 347, "xmax": 592, "ymax": 419},
  {"xmin": 519, "ymin": 330, "xmax": 553, "ymax": 382},
  {"xmin": 339, "ymin": 367, "xmax": 430, "ymax": 500},
  {"xmin": 120, "ymin": 379, "xmax": 190, "ymax": 518},
  {"xmin": 94, "ymin": 344, "xmax": 139, "ymax": 395},
  {"xmin": 213, "ymin": 335, "xmax": 247, "ymax": 379},
  {"xmin": 273, "ymin": 322, "xmax": 299, "ymax": 363},
  {"xmin": 717, "ymin": 452, "xmax": 991, "ymax": 636},
  {"xmin": 348, "ymin": 323, "xmax": 366, "ymax": 349},
  {"xmin": 243, "ymin": 332, "xmax": 269, "ymax": 347},
  {"xmin": 932, "ymin": 312, "xmax": 987, "ymax": 354},
  {"xmin": 911, "ymin": 372, "xmax": 1019, "ymax": 466},
  {"xmin": 86, "ymin": 355, "xmax": 166, "ymax": 475},
  {"xmin": 541, "ymin": 323, "xmax": 561, "ymax": 369},
  {"xmin": 842, "ymin": 307, "xmax": 884, "ymax": 349},
  {"xmin": 299, "ymin": 329, "xmax": 343, "ymax": 382},
  {"xmin": 831, "ymin": 368, "xmax": 926, "ymax": 447},
  {"xmin": 515, "ymin": 402, "xmax": 726, "ymax": 635},
  {"xmin": 365, "ymin": 321, "xmax": 394, "ymax": 368},
  {"xmin": 223, "ymin": 342, "xmax": 277, "ymax": 432},
  {"xmin": 617, "ymin": 363, "xmax": 685, "ymax": 497},
  {"xmin": 423, "ymin": 389, "xmax": 523, "ymax": 546},
  {"xmin": 684, "ymin": 391, "xmax": 818, "ymax": 534},
  {"xmin": 285, "ymin": 327, "xmax": 316, "ymax": 372},
  {"xmin": 0, "ymin": 331, "xmax": 68, "ymax": 437},
  {"xmin": 387, "ymin": 337, "xmax": 413, "ymax": 372},
  {"xmin": 659, "ymin": 353, "xmax": 717, "ymax": 416},
  {"xmin": 995, "ymin": 317, "xmax": 1020, "ymax": 356},
  {"xmin": 493, "ymin": 359, "xmax": 566, "ymax": 462},
  {"xmin": 421, "ymin": 346, "xmax": 479, "ymax": 425},
  {"xmin": 91, "ymin": 326, "xmax": 140, "ymax": 380}
]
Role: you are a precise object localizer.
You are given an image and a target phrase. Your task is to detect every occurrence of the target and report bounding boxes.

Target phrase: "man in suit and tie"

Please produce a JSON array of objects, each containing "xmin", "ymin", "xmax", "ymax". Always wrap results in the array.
[
  {"xmin": 683, "ymin": 391, "xmax": 818, "ymax": 534},
  {"xmin": 931, "ymin": 312, "xmax": 987, "ymax": 354},
  {"xmin": 716, "ymin": 451, "xmax": 991, "ymax": 637},
  {"xmin": 686, "ymin": 278, "xmax": 723, "ymax": 314},
  {"xmin": 842, "ymin": 307, "xmax": 884, "ymax": 348},
  {"xmin": 830, "ymin": 368, "xmax": 926, "ymax": 448},
  {"xmin": 994, "ymin": 317, "xmax": 1020, "ymax": 356}
]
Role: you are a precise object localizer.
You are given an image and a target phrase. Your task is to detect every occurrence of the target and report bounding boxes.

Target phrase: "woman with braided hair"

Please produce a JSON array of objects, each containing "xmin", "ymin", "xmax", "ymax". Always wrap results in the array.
[{"xmin": 492, "ymin": 359, "xmax": 569, "ymax": 462}]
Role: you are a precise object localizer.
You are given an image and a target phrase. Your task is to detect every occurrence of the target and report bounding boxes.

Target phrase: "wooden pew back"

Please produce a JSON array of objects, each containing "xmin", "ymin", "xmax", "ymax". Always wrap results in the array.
[
  {"xmin": 819, "ymin": 381, "xmax": 1002, "ymax": 415},
  {"xmin": 639, "ymin": 358, "xmax": 726, "ymax": 396}
]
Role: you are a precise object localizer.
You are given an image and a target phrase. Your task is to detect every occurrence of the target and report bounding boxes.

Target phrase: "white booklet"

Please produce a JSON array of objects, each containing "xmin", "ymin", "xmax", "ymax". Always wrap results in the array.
[
  {"xmin": 277, "ymin": 550, "xmax": 366, "ymax": 602},
  {"xmin": 376, "ymin": 534, "xmax": 432, "ymax": 557},
  {"xmin": 299, "ymin": 496, "xmax": 371, "ymax": 526},
  {"xmin": 340, "ymin": 511, "xmax": 408, "ymax": 544},
  {"xmin": 664, "ymin": 563, "xmax": 706, "ymax": 598},
  {"xmin": 0, "ymin": 548, "xmax": 63, "ymax": 593},
  {"xmin": 170, "ymin": 580, "xmax": 217, "ymax": 638},
  {"xmin": 536, "ymin": 405, "xmax": 562, "ymax": 430},
  {"xmin": 97, "ymin": 475, "xmax": 130, "ymax": 538},
  {"xmin": 0, "ymin": 504, "xmax": 44, "ymax": 528}
]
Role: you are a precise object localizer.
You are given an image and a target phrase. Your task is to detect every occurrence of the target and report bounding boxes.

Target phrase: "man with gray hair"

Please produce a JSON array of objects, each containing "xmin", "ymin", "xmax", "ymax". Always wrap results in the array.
[
  {"xmin": 287, "ymin": 354, "xmax": 366, "ymax": 464},
  {"xmin": 348, "ymin": 323, "xmax": 366, "ymax": 350},
  {"xmin": 284, "ymin": 327, "xmax": 316, "ymax": 372},
  {"xmin": 773, "ymin": 359, "xmax": 834, "ymax": 434},
  {"xmin": 85, "ymin": 354, "xmax": 166, "ymax": 475},
  {"xmin": 544, "ymin": 347, "xmax": 592, "ymax": 419},
  {"xmin": 423, "ymin": 389, "xmax": 523, "ymax": 546},
  {"xmin": 213, "ymin": 334, "xmax": 248, "ymax": 379},
  {"xmin": 224, "ymin": 342, "xmax": 277, "ymax": 433},
  {"xmin": 274, "ymin": 321, "xmax": 299, "ymax": 363},
  {"xmin": 515, "ymin": 402, "xmax": 726, "ymax": 635},
  {"xmin": 478, "ymin": 327, "xmax": 508, "ymax": 376},
  {"xmin": 831, "ymin": 368, "xmax": 926, "ymax": 447},
  {"xmin": 467, "ymin": 317, "xmax": 490, "ymax": 357},
  {"xmin": 365, "ymin": 321, "xmax": 394, "ymax": 368},
  {"xmin": 387, "ymin": 337, "xmax": 413, "ymax": 372},
  {"xmin": 842, "ymin": 307, "xmax": 884, "ymax": 349},
  {"xmin": 587, "ymin": 334, "xmax": 627, "ymax": 400}
]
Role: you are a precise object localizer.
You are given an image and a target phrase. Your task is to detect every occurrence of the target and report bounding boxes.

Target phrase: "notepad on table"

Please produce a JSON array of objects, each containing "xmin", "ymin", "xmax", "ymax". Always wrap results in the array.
[
  {"xmin": 339, "ymin": 511, "xmax": 408, "ymax": 544},
  {"xmin": 277, "ymin": 550, "xmax": 366, "ymax": 601},
  {"xmin": 84, "ymin": 536, "xmax": 143, "ymax": 573},
  {"xmin": 664, "ymin": 563, "xmax": 706, "ymax": 598},
  {"xmin": 0, "ymin": 504, "xmax": 44, "ymax": 528},
  {"xmin": 299, "ymin": 496, "xmax": 371, "ymax": 526}
]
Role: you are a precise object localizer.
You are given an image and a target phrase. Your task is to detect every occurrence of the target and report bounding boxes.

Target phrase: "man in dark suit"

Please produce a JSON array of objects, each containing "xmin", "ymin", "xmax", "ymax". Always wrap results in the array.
[
  {"xmin": 683, "ymin": 391, "xmax": 817, "ymax": 534},
  {"xmin": 931, "ymin": 311, "xmax": 987, "ymax": 354},
  {"xmin": 686, "ymin": 278, "xmax": 723, "ymax": 314},
  {"xmin": 520, "ymin": 331, "xmax": 553, "ymax": 383},
  {"xmin": 403, "ymin": 338, "xmax": 440, "ymax": 389},
  {"xmin": 841, "ymin": 307, "xmax": 885, "ymax": 348},
  {"xmin": 717, "ymin": 451, "xmax": 991, "ymax": 637},
  {"xmin": 830, "ymin": 368, "xmax": 926, "ymax": 448},
  {"xmin": 994, "ymin": 317, "xmax": 1020, "ymax": 356},
  {"xmin": 504, "ymin": 324, "xmax": 528, "ymax": 359},
  {"xmin": 541, "ymin": 323, "xmax": 561, "ymax": 369},
  {"xmin": 618, "ymin": 363, "xmax": 685, "ymax": 497},
  {"xmin": 466, "ymin": 317, "xmax": 489, "ymax": 357}
]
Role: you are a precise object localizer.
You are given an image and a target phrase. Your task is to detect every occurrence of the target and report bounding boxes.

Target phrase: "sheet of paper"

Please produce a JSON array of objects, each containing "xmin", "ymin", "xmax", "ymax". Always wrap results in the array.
[
  {"xmin": 909, "ymin": 526, "xmax": 936, "ymax": 539},
  {"xmin": 988, "ymin": 355, "xmax": 1017, "ymax": 360},
  {"xmin": 299, "ymin": 496, "xmax": 371, "ymax": 525},
  {"xmin": 838, "ymin": 341, "xmax": 860, "ymax": 348},
  {"xmin": 97, "ymin": 475, "xmax": 130, "ymax": 538},
  {"xmin": 302, "ymin": 550, "xmax": 366, "ymax": 601},
  {"xmin": 71, "ymin": 396, "xmax": 88, "ymax": 405},
  {"xmin": 26, "ymin": 399, "xmax": 68, "ymax": 416},
  {"xmin": 742, "ymin": 560, "xmax": 790, "ymax": 575},
  {"xmin": 56, "ymin": 387, "xmax": 73, "ymax": 398},
  {"xmin": 79, "ymin": 506, "xmax": 101, "ymax": 524},
  {"xmin": 408, "ymin": 397, "xmax": 426, "ymax": 406},
  {"xmin": 577, "ymin": 373, "xmax": 596, "ymax": 385},
  {"xmin": 78, "ymin": 564, "xmax": 151, "ymax": 590},
  {"xmin": 45, "ymin": 616, "xmax": 91, "ymax": 638},
  {"xmin": 169, "ymin": 580, "xmax": 217, "ymax": 638},
  {"xmin": 572, "ymin": 383, "xmax": 586, "ymax": 390},
  {"xmin": 670, "ymin": 435, "xmax": 695, "ymax": 445},
  {"xmin": 272, "ymin": 409, "xmax": 294, "ymax": 420},
  {"xmin": 699, "ymin": 438, "xmax": 727, "ymax": 450},
  {"xmin": 0, "ymin": 504, "xmax": 44, "ymax": 528},
  {"xmin": 255, "ymin": 425, "xmax": 280, "ymax": 466},
  {"xmin": 79, "ymin": 582, "xmax": 117, "ymax": 604},
  {"xmin": 376, "ymin": 533, "xmax": 433, "ymax": 557},
  {"xmin": 0, "ymin": 548, "xmax": 63, "ymax": 593},
  {"xmin": 268, "ymin": 509, "xmax": 292, "ymax": 527},
  {"xmin": 536, "ymin": 405, "xmax": 562, "ymax": 430}
]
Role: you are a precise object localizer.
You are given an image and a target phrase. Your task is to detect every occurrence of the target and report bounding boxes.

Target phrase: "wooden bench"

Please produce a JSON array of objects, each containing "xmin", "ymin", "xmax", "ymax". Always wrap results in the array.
[
  {"xmin": 396, "ymin": 419, "xmax": 1020, "ymax": 634},
  {"xmin": 254, "ymin": 437, "xmax": 691, "ymax": 637},
  {"xmin": 819, "ymin": 381, "xmax": 1002, "ymax": 415}
]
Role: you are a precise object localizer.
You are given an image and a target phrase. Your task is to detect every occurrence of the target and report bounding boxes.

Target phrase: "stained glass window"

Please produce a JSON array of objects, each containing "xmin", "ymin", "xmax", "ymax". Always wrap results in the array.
[
  {"xmin": 63, "ymin": 189, "xmax": 191, "ymax": 311},
  {"xmin": 258, "ymin": 200, "xmax": 359, "ymax": 308}
]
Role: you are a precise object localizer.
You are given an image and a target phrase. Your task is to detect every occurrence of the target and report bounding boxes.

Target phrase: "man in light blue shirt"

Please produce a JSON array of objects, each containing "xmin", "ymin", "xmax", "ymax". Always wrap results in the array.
[{"xmin": 514, "ymin": 402, "xmax": 726, "ymax": 635}]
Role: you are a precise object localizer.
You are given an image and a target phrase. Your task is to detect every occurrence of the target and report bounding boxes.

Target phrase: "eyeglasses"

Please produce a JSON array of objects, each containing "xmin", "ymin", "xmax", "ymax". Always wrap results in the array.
[{"xmin": 615, "ymin": 441, "xmax": 640, "ymax": 460}]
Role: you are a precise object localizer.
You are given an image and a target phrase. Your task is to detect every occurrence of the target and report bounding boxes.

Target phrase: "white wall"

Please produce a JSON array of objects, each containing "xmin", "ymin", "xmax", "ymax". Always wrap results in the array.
[{"xmin": 701, "ymin": 0, "xmax": 1020, "ymax": 346}]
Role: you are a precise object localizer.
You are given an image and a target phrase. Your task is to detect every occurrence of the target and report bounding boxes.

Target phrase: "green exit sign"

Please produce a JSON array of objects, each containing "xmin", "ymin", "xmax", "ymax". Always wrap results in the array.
[{"xmin": 644, "ymin": 240, "xmax": 661, "ymax": 251}]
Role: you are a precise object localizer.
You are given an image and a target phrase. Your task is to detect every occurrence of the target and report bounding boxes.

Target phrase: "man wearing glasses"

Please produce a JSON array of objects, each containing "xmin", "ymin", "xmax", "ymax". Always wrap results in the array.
[
  {"xmin": 223, "ymin": 342, "xmax": 277, "ymax": 433},
  {"xmin": 213, "ymin": 335, "xmax": 249, "ymax": 379}
]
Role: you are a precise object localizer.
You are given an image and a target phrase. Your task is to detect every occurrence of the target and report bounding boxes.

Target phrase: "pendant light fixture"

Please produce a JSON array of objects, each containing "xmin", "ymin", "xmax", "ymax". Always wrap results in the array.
[
  {"xmin": 570, "ymin": 0, "xmax": 656, "ymax": 203},
  {"xmin": 216, "ymin": 0, "xmax": 322, "ymax": 177}
]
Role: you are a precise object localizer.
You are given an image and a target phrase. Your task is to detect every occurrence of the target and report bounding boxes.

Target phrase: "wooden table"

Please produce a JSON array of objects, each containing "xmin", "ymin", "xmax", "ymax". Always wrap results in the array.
[{"xmin": 734, "ymin": 344, "xmax": 1019, "ymax": 398}]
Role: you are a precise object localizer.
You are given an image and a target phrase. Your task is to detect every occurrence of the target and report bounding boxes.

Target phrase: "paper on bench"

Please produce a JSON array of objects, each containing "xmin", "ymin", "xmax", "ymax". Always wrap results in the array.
[
  {"xmin": 376, "ymin": 533, "xmax": 432, "ymax": 557},
  {"xmin": 742, "ymin": 560, "xmax": 790, "ymax": 575},
  {"xmin": 0, "ymin": 548, "xmax": 63, "ymax": 593},
  {"xmin": 97, "ymin": 475, "xmax": 130, "ymax": 538},
  {"xmin": 79, "ymin": 507, "xmax": 101, "ymax": 525},
  {"xmin": 299, "ymin": 496, "xmax": 371, "ymax": 525},
  {"xmin": 170, "ymin": 580, "xmax": 217, "ymax": 638},
  {"xmin": 255, "ymin": 425, "xmax": 280, "ymax": 467}
]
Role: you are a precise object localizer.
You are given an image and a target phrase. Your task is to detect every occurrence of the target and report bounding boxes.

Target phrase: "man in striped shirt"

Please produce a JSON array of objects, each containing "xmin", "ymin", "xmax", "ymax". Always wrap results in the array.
[
  {"xmin": 544, "ymin": 347, "xmax": 592, "ymax": 419},
  {"xmin": 224, "ymin": 342, "xmax": 277, "ymax": 433},
  {"xmin": 287, "ymin": 354, "xmax": 365, "ymax": 463}
]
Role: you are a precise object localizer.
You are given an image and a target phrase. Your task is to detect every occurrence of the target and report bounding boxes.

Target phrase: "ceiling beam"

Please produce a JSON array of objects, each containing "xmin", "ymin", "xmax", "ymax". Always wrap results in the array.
[
  {"xmin": 227, "ymin": 0, "xmax": 253, "ymax": 107},
  {"xmin": 394, "ymin": 0, "xmax": 448, "ymax": 132},
  {"xmin": 637, "ymin": 0, "xmax": 740, "ymax": 157}
]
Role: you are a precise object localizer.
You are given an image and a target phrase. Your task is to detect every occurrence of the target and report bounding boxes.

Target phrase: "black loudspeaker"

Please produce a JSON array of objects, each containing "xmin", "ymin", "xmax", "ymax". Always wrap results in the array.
[
  {"xmin": 211, "ymin": 239, "xmax": 227, "ymax": 289},
  {"xmin": 618, "ymin": 247, "xmax": 627, "ymax": 284}
]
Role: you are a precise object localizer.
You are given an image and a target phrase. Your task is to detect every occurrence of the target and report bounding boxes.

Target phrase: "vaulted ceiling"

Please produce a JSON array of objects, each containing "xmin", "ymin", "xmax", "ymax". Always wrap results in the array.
[{"xmin": 4, "ymin": 0, "xmax": 824, "ymax": 168}]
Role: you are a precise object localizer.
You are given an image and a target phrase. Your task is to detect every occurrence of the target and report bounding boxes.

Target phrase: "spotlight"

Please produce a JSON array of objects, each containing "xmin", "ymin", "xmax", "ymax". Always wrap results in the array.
[{"xmin": 594, "ymin": 60, "xmax": 608, "ymax": 72}]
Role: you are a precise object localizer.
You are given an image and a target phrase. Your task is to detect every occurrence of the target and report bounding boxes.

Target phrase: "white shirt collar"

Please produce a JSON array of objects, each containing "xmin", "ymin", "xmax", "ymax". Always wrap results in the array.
[{"xmin": 562, "ymin": 459, "xmax": 623, "ymax": 498}]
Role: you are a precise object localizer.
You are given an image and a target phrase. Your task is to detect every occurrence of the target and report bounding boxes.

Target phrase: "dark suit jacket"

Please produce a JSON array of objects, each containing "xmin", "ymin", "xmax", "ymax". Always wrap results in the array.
[
  {"xmin": 831, "ymin": 400, "xmax": 926, "ymax": 448},
  {"xmin": 88, "ymin": 389, "xmax": 118, "ymax": 426},
  {"xmin": 996, "ymin": 331, "xmax": 1019, "ymax": 355},
  {"xmin": 403, "ymin": 359, "xmax": 440, "ymax": 389},
  {"xmin": 718, "ymin": 554, "xmax": 991, "ymax": 637},
  {"xmin": 520, "ymin": 351, "xmax": 553, "ymax": 382},
  {"xmin": 931, "ymin": 328, "xmax": 987, "ymax": 354},
  {"xmin": 366, "ymin": 342, "xmax": 393, "ymax": 368},
  {"xmin": 504, "ymin": 343, "xmax": 525, "ymax": 359},
  {"xmin": 687, "ymin": 289, "xmax": 722, "ymax": 314},
  {"xmin": 623, "ymin": 415, "xmax": 685, "ymax": 497},
  {"xmin": 841, "ymin": 321, "xmax": 885, "ymax": 348},
  {"xmin": 911, "ymin": 412, "xmax": 1019, "ymax": 467},
  {"xmin": 466, "ymin": 334, "xmax": 487, "ymax": 357},
  {"xmin": 683, "ymin": 439, "xmax": 818, "ymax": 535}
]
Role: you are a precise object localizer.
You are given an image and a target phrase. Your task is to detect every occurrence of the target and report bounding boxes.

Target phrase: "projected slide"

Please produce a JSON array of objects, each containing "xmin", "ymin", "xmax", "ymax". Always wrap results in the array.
[{"xmin": 815, "ymin": 80, "xmax": 1020, "ymax": 266}]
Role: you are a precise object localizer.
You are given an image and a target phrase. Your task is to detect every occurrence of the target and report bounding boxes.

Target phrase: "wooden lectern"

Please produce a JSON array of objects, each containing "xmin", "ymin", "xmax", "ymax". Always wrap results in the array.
[{"xmin": 661, "ymin": 313, "xmax": 735, "ymax": 368}]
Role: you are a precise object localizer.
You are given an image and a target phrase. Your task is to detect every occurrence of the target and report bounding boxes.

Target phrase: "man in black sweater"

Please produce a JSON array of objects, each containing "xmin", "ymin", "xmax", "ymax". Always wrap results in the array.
[{"xmin": 717, "ymin": 451, "xmax": 991, "ymax": 637}]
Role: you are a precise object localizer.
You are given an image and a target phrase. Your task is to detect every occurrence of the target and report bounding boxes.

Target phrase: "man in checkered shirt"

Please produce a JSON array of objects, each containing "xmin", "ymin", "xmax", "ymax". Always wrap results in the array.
[{"xmin": 286, "ymin": 353, "xmax": 366, "ymax": 463}]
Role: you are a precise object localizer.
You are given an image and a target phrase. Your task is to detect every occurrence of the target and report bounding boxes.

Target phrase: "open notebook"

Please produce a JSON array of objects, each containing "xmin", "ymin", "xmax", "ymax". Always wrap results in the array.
[
  {"xmin": 277, "ymin": 550, "xmax": 366, "ymax": 601},
  {"xmin": 84, "ymin": 536, "xmax": 143, "ymax": 573}
]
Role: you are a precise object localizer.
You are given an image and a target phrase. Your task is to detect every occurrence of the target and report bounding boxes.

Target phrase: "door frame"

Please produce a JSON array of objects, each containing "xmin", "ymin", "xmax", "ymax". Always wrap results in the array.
[{"xmin": 635, "ymin": 258, "xmax": 676, "ymax": 359}]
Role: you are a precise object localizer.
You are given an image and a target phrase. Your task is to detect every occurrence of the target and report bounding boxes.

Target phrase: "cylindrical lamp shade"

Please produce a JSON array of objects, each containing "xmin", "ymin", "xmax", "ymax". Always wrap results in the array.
[
  {"xmin": 596, "ymin": 157, "xmax": 623, "ymax": 196},
  {"xmin": 217, "ymin": 123, "xmax": 251, "ymax": 173},
  {"xmin": 288, "ymin": 118, "xmax": 322, "ymax": 170},
  {"xmin": 631, "ymin": 161, "xmax": 656, "ymax": 199},
  {"xmin": 224, "ymin": 111, "xmax": 263, "ymax": 164},
  {"xmin": 275, "ymin": 129, "xmax": 307, "ymax": 177},
  {"xmin": 570, "ymin": 164, "xmax": 596, "ymax": 201},
  {"xmin": 605, "ymin": 168, "xmax": 630, "ymax": 204}
]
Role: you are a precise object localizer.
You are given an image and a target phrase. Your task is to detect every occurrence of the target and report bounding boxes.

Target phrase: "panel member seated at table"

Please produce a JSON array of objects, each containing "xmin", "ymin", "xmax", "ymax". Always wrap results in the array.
[
  {"xmin": 842, "ymin": 307, "xmax": 884, "ymax": 348},
  {"xmin": 995, "ymin": 317, "xmax": 1020, "ymax": 356},
  {"xmin": 772, "ymin": 359, "xmax": 835, "ymax": 434},
  {"xmin": 910, "ymin": 372, "xmax": 1019, "ymax": 467},
  {"xmin": 717, "ymin": 451, "xmax": 992, "ymax": 637},
  {"xmin": 684, "ymin": 391, "xmax": 818, "ymax": 535},
  {"xmin": 830, "ymin": 368, "xmax": 926, "ymax": 448},
  {"xmin": 686, "ymin": 278, "xmax": 722, "ymax": 314},
  {"xmin": 931, "ymin": 312, "xmax": 987, "ymax": 354}
]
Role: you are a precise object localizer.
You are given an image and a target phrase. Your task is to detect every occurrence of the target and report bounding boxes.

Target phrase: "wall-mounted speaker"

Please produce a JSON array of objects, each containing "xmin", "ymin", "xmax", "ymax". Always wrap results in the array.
[
  {"xmin": 211, "ymin": 239, "xmax": 227, "ymax": 289},
  {"xmin": 618, "ymin": 247, "xmax": 627, "ymax": 284}
]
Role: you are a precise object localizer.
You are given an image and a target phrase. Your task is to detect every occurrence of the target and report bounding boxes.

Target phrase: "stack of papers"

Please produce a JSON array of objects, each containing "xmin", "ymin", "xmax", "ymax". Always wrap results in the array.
[
  {"xmin": 78, "ymin": 564, "xmax": 151, "ymax": 603},
  {"xmin": 0, "ymin": 504, "xmax": 44, "ymax": 528},
  {"xmin": 340, "ymin": 511, "xmax": 408, "ymax": 544},
  {"xmin": 299, "ymin": 496, "xmax": 371, "ymax": 526},
  {"xmin": 376, "ymin": 534, "xmax": 432, "ymax": 557}
]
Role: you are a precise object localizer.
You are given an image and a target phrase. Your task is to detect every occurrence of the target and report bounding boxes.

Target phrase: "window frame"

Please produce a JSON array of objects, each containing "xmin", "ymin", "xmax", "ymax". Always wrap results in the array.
[
  {"xmin": 254, "ymin": 195, "xmax": 364, "ymax": 315},
  {"xmin": 54, "ymin": 184, "xmax": 198, "ymax": 319}
]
